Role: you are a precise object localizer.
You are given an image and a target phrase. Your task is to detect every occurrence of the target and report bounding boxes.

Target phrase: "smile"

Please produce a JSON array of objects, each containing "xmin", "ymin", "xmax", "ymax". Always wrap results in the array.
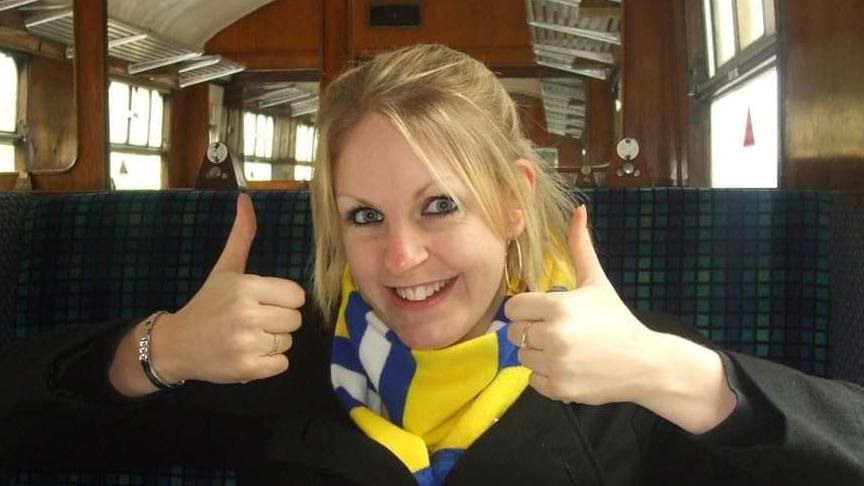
[{"xmin": 393, "ymin": 278, "xmax": 454, "ymax": 302}]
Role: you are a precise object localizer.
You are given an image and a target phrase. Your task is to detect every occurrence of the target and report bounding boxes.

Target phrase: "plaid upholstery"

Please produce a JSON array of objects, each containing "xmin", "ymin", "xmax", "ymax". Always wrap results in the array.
[
  {"xmin": 583, "ymin": 189, "xmax": 832, "ymax": 377},
  {"xmin": 830, "ymin": 196, "xmax": 864, "ymax": 385},
  {"xmin": 11, "ymin": 191, "xmax": 311, "ymax": 486},
  {"xmin": 2, "ymin": 188, "xmax": 848, "ymax": 484},
  {"xmin": 0, "ymin": 192, "xmax": 31, "ymax": 355}
]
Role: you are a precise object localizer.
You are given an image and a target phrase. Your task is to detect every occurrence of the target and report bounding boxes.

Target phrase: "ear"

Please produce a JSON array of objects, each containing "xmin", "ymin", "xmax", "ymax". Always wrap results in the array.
[{"xmin": 507, "ymin": 159, "xmax": 537, "ymax": 239}]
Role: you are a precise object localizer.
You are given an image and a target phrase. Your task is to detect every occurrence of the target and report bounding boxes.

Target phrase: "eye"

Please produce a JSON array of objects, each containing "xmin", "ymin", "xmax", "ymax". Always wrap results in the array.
[
  {"xmin": 423, "ymin": 196, "xmax": 458, "ymax": 216},
  {"xmin": 348, "ymin": 207, "xmax": 384, "ymax": 225}
]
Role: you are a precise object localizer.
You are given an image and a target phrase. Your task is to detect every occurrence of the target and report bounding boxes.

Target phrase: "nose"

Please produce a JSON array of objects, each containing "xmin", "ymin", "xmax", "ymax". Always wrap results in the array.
[{"xmin": 383, "ymin": 222, "xmax": 429, "ymax": 275}]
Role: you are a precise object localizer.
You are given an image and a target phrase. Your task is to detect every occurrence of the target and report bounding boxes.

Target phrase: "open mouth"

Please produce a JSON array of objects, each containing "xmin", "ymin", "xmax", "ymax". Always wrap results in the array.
[{"xmin": 392, "ymin": 277, "xmax": 455, "ymax": 302}]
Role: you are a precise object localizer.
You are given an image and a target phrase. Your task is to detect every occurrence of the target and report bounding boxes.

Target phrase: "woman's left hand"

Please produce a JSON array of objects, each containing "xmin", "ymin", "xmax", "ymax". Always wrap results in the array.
[
  {"xmin": 505, "ymin": 205, "xmax": 659, "ymax": 406},
  {"xmin": 506, "ymin": 206, "xmax": 737, "ymax": 433}
]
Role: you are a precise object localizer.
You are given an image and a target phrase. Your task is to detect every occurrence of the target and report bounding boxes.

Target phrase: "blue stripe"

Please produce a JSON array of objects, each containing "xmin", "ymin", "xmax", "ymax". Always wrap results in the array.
[
  {"xmin": 335, "ymin": 386, "xmax": 364, "ymax": 410},
  {"xmin": 345, "ymin": 292, "xmax": 371, "ymax": 347},
  {"xmin": 494, "ymin": 298, "xmax": 520, "ymax": 368},
  {"xmin": 331, "ymin": 335, "xmax": 364, "ymax": 373},
  {"xmin": 414, "ymin": 449, "xmax": 465, "ymax": 486},
  {"xmin": 497, "ymin": 324, "xmax": 520, "ymax": 368},
  {"xmin": 377, "ymin": 330, "xmax": 416, "ymax": 427}
]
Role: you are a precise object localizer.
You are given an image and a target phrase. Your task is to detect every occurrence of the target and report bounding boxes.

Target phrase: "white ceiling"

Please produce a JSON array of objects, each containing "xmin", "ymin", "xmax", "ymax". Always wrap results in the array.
[{"xmin": 106, "ymin": 0, "xmax": 277, "ymax": 48}]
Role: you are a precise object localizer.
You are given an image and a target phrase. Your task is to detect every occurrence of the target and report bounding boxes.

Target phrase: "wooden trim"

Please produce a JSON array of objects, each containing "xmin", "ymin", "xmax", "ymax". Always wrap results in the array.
[
  {"xmin": 31, "ymin": 0, "xmax": 109, "ymax": 191},
  {"xmin": 321, "ymin": 0, "xmax": 352, "ymax": 88}
]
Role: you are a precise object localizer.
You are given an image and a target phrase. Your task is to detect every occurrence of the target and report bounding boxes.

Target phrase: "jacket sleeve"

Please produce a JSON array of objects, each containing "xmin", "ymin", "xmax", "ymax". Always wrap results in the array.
[
  {"xmin": 0, "ymin": 306, "xmax": 330, "ymax": 472},
  {"xmin": 643, "ymin": 347, "xmax": 864, "ymax": 485},
  {"xmin": 634, "ymin": 310, "xmax": 864, "ymax": 485}
]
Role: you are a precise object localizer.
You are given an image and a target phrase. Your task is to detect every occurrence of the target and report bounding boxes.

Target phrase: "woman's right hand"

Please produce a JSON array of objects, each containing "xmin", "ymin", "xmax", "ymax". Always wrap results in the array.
[{"xmin": 110, "ymin": 193, "xmax": 305, "ymax": 395}]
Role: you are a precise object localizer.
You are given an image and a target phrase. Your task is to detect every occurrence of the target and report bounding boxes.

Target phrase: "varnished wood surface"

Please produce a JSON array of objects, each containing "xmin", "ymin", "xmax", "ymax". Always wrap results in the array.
[
  {"xmin": 31, "ymin": 0, "xmax": 108, "ymax": 191},
  {"xmin": 168, "ymin": 85, "xmax": 210, "ymax": 189},
  {"xmin": 615, "ymin": 0, "xmax": 687, "ymax": 188},
  {"xmin": 781, "ymin": 0, "xmax": 864, "ymax": 191},
  {"xmin": 585, "ymin": 78, "xmax": 614, "ymax": 169},
  {"xmin": 205, "ymin": 0, "xmax": 321, "ymax": 71},
  {"xmin": 352, "ymin": 0, "xmax": 534, "ymax": 67},
  {"xmin": 322, "ymin": 0, "xmax": 352, "ymax": 87}
]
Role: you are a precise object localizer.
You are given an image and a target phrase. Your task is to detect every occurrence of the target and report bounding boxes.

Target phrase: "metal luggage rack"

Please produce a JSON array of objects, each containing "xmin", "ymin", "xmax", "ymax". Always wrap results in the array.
[
  {"xmin": 3, "ymin": 1, "xmax": 245, "ymax": 88},
  {"xmin": 524, "ymin": 0, "xmax": 622, "ymax": 140}
]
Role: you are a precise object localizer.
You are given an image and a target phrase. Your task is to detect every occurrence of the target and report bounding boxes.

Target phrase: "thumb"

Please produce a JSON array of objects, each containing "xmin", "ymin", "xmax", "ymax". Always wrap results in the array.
[
  {"xmin": 567, "ymin": 205, "xmax": 605, "ymax": 287},
  {"xmin": 211, "ymin": 193, "xmax": 257, "ymax": 274}
]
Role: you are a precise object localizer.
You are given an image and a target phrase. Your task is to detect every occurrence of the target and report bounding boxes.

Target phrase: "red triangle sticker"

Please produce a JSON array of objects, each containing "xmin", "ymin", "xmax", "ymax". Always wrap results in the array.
[{"xmin": 743, "ymin": 108, "xmax": 755, "ymax": 147}]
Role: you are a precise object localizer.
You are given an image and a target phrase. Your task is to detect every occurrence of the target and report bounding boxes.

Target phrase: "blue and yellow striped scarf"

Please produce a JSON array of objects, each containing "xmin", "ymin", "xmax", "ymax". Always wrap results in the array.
[{"xmin": 330, "ymin": 266, "xmax": 571, "ymax": 485}]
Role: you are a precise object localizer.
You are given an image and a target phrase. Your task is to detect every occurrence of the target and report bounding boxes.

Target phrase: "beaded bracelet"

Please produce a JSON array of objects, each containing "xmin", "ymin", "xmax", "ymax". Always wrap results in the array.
[{"xmin": 138, "ymin": 311, "xmax": 185, "ymax": 390}]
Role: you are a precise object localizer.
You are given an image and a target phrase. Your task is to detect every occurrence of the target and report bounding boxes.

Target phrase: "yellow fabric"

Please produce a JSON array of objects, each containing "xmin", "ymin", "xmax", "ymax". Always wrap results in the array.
[{"xmin": 332, "ymin": 258, "xmax": 575, "ymax": 481}]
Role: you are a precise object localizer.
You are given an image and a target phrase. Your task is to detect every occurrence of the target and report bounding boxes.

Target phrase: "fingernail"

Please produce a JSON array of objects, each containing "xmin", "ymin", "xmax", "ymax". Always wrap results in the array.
[{"xmin": 547, "ymin": 285, "xmax": 568, "ymax": 293}]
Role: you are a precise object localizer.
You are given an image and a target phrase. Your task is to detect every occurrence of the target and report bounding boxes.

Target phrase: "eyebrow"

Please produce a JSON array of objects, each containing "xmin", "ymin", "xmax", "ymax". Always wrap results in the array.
[{"xmin": 336, "ymin": 176, "xmax": 460, "ymax": 207}]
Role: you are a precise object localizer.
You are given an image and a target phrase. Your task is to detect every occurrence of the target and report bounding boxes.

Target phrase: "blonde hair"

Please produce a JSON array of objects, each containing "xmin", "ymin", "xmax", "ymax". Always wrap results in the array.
[{"xmin": 311, "ymin": 44, "xmax": 577, "ymax": 320}]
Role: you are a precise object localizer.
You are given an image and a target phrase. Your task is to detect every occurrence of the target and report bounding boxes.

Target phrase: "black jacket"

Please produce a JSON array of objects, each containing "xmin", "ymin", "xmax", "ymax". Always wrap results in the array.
[{"xmin": 1, "ymin": 310, "xmax": 863, "ymax": 485}]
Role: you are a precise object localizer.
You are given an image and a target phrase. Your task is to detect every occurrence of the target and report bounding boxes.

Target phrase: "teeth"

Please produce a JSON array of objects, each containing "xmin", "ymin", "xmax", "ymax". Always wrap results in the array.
[{"xmin": 395, "ymin": 279, "xmax": 450, "ymax": 302}]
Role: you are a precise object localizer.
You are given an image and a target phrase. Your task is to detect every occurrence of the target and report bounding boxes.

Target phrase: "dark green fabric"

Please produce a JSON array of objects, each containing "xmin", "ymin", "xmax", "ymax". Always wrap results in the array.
[
  {"xmin": 582, "ymin": 189, "xmax": 831, "ymax": 377},
  {"xmin": 5, "ymin": 188, "xmax": 839, "ymax": 484},
  {"xmin": 0, "ymin": 192, "xmax": 31, "ymax": 355}
]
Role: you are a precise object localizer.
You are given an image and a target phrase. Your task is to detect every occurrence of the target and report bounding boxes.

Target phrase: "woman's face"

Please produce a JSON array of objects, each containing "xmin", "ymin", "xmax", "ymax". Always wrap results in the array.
[{"xmin": 334, "ymin": 114, "xmax": 510, "ymax": 349}]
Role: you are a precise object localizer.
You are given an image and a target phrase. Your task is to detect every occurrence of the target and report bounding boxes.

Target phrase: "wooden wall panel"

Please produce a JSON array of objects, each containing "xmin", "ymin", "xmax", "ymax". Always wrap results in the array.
[
  {"xmin": 205, "ymin": 0, "xmax": 321, "ymax": 70},
  {"xmin": 167, "ymin": 84, "xmax": 210, "ymax": 188},
  {"xmin": 352, "ymin": 0, "xmax": 534, "ymax": 66},
  {"xmin": 25, "ymin": 56, "xmax": 77, "ymax": 173},
  {"xmin": 616, "ymin": 0, "xmax": 687, "ymax": 187},
  {"xmin": 781, "ymin": 0, "xmax": 864, "ymax": 192},
  {"xmin": 322, "ymin": 0, "xmax": 352, "ymax": 86},
  {"xmin": 32, "ymin": 0, "xmax": 108, "ymax": 192},
  {"xmin": 513, "ymin": 94, "xmax": 583, "ymax": 170},
  {"xmin": 585, "ymin": 78, "xmax": 614, "ymax": 168}
]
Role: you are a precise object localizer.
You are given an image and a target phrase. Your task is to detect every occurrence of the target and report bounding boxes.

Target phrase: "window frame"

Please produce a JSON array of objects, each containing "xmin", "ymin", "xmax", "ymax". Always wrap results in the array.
[
  {"xmin": 0, "ymin": 49, "xmax": 25, "ymax": 173},
  {"xmin": 696, "ymin": 0, "xmax": 778, "ymax": 100},
  {"xmin": 108, "ymin": 79, "xmax": 170, "ymax": 189}
]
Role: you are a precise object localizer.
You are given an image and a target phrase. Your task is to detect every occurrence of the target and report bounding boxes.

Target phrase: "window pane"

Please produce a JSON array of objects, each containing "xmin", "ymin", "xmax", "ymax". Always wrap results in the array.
[
  {"xmin": 712, "ymin": 0, "xmax": 737, "ymax": 67},
  {"xmin": 110, "ymin": 152, "xmax": 162, "ymax": 190},
  {"xmin": 254, "ymin": 114, "xmax": 268, "ymax": 158},
  {"xmin": 294, "ymin": 165, "xmax": 313, "ymax": 181},
  {"xmin": 703, "ymin": 0, "xmax": 717, "ymax": 78},
  {"xmin": 0, "ymin": 53, "xmax": 16, "ymax": 133},
  {"xmin": 711, "ymin": 68, "xmax": 778, "ymax": 188},
  {"xmin": 295, "ymin": 124, "xmax": 316, "ymax": 162},
  {"xmin": 148, "ymin": 90, "xmax": 164, "ymax": 148},
  {"xmin": 736, "ymin": 0, "xmax": 765, "ymax": 50},
  {"xmin": 243, "ymin": 112, "xmax": 256, "ymax": 155},
  {"xmin": 244, "ymin": 161, "xmax": 272, "ymax": 181},
  {"xmin": 0, "ymin": 143, "xmax": 14, "ymax": 172},
  {"xmin": 264, "ymin": 116, "xmax": 274, "ymax": 159},
  {"xmin": 763, "ymin": 0, "xmax": 776, "ymax": 35},
  {"xmin": 109, "ymin": 82, "xmax": 130, "ymax": 144},
  {"xmin": 128, "ymin": 86, "xmax": 151, "ymax": 146}
]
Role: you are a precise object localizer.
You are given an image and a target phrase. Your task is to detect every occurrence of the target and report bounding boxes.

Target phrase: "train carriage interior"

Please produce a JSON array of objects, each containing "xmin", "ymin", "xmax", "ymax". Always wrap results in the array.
[{"xmin": 0, "ymin": 0, "xmax": 863, "ymax": 484}]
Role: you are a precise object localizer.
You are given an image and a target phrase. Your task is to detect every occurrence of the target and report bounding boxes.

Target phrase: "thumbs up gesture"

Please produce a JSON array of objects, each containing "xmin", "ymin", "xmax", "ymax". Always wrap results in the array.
[
  {"xmin": 150, "ymin": 193, "xmax": 305, "ymax": 385},
  {"xmin": 505, "ymin": 205, "xmax": 662, "ymax": 406},
  {"xmin": 506, "ymin": 206, "xmax": 738, "ymax": 433}
]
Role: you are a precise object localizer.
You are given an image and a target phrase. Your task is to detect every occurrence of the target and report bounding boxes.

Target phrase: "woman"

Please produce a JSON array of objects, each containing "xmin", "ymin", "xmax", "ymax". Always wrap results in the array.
[{"xmin": 2, "ymin": 44, "xmax": 863, "ymax": 485}]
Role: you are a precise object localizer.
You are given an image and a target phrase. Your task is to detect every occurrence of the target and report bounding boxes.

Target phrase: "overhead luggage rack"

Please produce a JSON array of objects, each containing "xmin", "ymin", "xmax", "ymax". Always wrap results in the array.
[
  {"xmin": 18, "ymin": 5, "xmax": 245, "ymax": 88},
  {"xmin": 525, "ymin": 0, "xmax": 622, "ymax": 139}
]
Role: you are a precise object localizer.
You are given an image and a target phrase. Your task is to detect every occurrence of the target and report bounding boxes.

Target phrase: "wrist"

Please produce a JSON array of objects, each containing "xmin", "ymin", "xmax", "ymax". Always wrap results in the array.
[
  {"xmin": 636, "ymin": 331, "xmax": 738, "ymax": 434},
  {"xmin": 144, "ymin": 312, "xmax": 187, "ymax": 387}
]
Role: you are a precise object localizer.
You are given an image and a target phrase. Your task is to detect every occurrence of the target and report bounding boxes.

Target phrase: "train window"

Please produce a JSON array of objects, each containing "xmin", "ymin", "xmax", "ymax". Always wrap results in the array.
[
  {"xmin": 700, "ymin": 0, "xmax": 778, "ymax": 188},
  {"xmin": 242, "ymin": 111, "xmax": 275, "ymax": 181},
  {"xmin": 710, "ymin": 68, "xmax": 778, "ymax": 187},
  {"xmin": 293, "ymin": 123, "xmax": 316, "ymax": 181},
  {"xmin": 0, "ymin": 52, "xmax": 18, "ymax": 173},
  {"xmin": 108, "ymin": 81, "xmax": 166, "ymax": 190}
]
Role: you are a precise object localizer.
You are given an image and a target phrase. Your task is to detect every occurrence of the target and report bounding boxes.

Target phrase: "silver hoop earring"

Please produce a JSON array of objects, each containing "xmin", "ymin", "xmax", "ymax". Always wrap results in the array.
[{"xmin": 504, "ymin": 238, "xmax": 524, "ymax": 294}]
